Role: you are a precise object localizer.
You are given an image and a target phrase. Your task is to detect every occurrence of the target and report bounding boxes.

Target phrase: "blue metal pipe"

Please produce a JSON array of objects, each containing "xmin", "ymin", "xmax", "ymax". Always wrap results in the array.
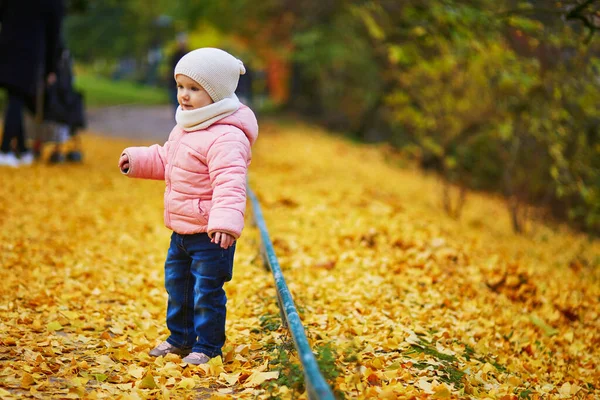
[{"xmin": 247, "ymin": 186, "xmax": 336, "ymax": 400}]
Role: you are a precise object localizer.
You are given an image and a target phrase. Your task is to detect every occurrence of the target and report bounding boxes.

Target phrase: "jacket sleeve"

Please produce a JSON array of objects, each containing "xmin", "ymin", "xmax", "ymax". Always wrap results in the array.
[
  {"xmin": 122, "ymin": 141, "xmax": 169, "ymax": 180},
  {"xmin": 206, "ymin": 131, "xmax": 251, "ymax": 239}
]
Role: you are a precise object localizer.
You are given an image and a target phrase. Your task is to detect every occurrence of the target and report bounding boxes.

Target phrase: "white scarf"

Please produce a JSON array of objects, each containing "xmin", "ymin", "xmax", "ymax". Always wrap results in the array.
[{"xmin": 175, "ymin": 95, "xmax": 240, "ymax": 132}]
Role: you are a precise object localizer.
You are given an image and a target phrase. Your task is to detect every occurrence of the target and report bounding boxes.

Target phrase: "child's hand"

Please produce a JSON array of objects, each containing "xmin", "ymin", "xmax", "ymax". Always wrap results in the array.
[
  {"xmin": 118, "ymin": 153, "xmax": 129, "ymax": 173},
  {"xmin": 212, "ymin": 232, "xmax": 235, "ymax": 249}
]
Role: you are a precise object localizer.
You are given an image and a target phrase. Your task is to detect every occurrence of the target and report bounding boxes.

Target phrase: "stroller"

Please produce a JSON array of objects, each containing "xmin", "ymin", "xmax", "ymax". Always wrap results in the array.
[{"xmin": 25, "ymin": 44, "xmax": 86, "ymax": 163}]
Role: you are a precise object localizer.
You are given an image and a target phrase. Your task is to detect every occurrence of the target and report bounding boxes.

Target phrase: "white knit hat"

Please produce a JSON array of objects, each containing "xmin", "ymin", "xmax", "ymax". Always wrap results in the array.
[{"xmin": 174, "ymin": 48, "xmax": 246, "ymax": 102}]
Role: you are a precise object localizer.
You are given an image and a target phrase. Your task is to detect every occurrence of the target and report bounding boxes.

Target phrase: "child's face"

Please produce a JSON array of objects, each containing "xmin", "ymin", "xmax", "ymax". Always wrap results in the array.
[{"xmin": 176, "ymin": 75, "xmax": 213, "ymax": 110}]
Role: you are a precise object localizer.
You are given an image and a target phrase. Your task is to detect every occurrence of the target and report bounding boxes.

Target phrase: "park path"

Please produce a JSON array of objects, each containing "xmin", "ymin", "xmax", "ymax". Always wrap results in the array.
[{"xmin": 86, "ymin": 105, "xmax": 175, "ymax": 141}]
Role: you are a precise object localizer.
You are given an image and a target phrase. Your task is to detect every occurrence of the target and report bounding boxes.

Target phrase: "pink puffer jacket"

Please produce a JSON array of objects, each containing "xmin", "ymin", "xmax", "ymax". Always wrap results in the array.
[{"xmin": 122, "ymin": 105, "xmax": 258, "ymax": 238}]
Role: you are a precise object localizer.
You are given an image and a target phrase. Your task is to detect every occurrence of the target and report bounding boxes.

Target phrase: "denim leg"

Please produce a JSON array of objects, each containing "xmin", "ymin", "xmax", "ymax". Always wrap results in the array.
[
  {"xmin": 164, "ymin": 233, "xmax": 195, "ymax": 349},
  {"xmin": 185, "ymin": 234, "xmax": 235, "ymax": 357},
  {"xmin": 1, "ymin": 93, "xmax": 25, "ymax": 153}
]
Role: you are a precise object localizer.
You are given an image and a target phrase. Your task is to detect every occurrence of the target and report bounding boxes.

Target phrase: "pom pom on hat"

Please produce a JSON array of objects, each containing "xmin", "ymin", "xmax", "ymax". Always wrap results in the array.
[{"xmin": 175, "ymin": 48, "xmax": 245, "ymax": 102}]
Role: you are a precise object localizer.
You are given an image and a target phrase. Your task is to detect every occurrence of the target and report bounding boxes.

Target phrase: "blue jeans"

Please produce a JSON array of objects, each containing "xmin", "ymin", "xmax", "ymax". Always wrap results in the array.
[{"xmin": 164, "ymin": 232, "xmax": 235, "ymax": 358}]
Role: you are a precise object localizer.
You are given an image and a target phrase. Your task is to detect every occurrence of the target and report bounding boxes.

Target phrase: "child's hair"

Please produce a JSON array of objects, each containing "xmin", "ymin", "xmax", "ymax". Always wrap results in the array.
[{"xmin": 174, "ymin": 48, "xmax": 246, "ymax": 102}]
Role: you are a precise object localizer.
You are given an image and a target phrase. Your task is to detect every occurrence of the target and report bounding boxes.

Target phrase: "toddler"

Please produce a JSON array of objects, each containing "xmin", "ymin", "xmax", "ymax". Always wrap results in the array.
[{"xmin": 118, "ymin": 48, "xmax": 258, "ymax": 365}]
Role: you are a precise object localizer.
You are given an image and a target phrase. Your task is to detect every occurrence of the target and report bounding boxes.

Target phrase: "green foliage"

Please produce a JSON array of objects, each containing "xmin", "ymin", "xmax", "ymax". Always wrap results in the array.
[
  {"xmin": 262, "ymin": 335, "xmax": 305, "ymax": 399},
  {"xmin": 339, "ymin": 0, "xmax": 600, "ymax": 234},
  {"xmin": 315, "ymin": 342, "xmax": 345, "ymax": 399},
  {"xmin": 258, "ymin": 313, "xmax": 281, "ymax": 332},
  {"xmin": 519, "ymin": 388, "xmax": 533, "ymax": 399},
  {"xmin": 65, "ymin": 0, "xmax": 177, "ymax": 62},
  {"xmin": 291, "ymin": 9, "xmax": 382, "ymax": 132},
  {"xmin": 261, "ymin": 334, "xmax": 345, "ymax": 399},
  {"xmin": 406, "ymin": 339, "xmax": 466, "ymax": 388},
  {"xmin": 74, "ymin": 73, "xmax": 168, "ymax": 107}
]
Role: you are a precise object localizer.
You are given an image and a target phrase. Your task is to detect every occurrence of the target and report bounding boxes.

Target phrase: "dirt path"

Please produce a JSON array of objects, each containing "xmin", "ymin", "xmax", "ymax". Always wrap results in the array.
[{"xmin": 85, "ymin": 105, "xmax": 175, "ymax": 142}]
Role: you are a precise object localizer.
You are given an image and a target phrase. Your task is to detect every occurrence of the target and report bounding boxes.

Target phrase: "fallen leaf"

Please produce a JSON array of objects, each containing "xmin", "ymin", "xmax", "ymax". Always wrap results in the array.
[
  {"xmin": 417, "ymin": 377, "xmax": 435, "ymax": 394},
  {"xmin": 432, "ymin": 383, "xmax": 452, "ymax": 398},
  {"xmin": 243, "ymin": 371, "xmax": 279, "ymax": 387},
  {"xmin": 47, "ymin": 321, "xmax": 63, "ymax": 332},
  {"xmin": 177, "ymin": 377, "xmax": 195, "ymax": 389},
  {"xmin": 93, "ymin": 374, "xmax": 107, "ymax": 382},
  {"xmin": 128, "ymin": 365, "xmax": 145, "ymax": 379},
  {"xmin": 207, "ymin": 356, "xmax": 224, "ymax": 376},
  {"xmin": 21, "ymin": 373, "xmax": 34, "ymax": 388},
  {"xmin": 139, "ymin": 371, "xmax": 158, "ymax": 389},
  {"xmin": 219, "ymin": 372, "xmax": 241, "ymax": 386},
  {"xmin": 529, "ymin": 314, "xmax": 558, "ymax": 337}
]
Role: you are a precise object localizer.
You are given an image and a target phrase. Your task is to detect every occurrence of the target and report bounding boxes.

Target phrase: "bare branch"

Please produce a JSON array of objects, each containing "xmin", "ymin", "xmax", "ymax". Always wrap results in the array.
[
  {"xmin": 565, "ymin": 0, "xmax": 600, "ymax": 42},
  {"xmin": 565, "ymin": 0, "xmax": 598, "ymax": 20},
  {"xmin": 497, "ymin": 7, "xmax": 564, "ymax": 18}
]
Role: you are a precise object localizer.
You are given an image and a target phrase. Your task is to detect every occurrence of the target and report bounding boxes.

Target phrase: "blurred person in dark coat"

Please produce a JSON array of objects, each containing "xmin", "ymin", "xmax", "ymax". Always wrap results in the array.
[
  {"xmin": 0, "ymin": 0, "xmax": 64, "ymax": 167},
  {"xmin": 168, "ymin": 33, "xmax": 189, "ymax": 114},
  {"xmin": 236, "ymin": 63, "xmax": 253, "ymax": 107}
]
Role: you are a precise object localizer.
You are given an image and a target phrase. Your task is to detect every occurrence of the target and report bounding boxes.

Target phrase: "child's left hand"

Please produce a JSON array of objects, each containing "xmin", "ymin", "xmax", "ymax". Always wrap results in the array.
[{"xmin": 212, "ymin": 232, "xmax": 235, "ymax": 249}]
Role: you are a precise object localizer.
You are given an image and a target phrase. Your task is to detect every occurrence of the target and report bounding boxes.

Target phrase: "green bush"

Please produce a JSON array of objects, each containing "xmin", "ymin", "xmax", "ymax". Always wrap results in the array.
[{"xmin": 74, "ymin": 73, "xmax": 168, "ymax": 108}]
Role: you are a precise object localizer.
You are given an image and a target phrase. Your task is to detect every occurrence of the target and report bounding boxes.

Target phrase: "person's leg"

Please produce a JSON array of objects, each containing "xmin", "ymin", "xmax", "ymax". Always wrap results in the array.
[
  {"xmin": 164, "ymin": 232, "xmax": 196, "ymax": 349},
  {"xmin": 186, "ymin": 233, "xmax": 235, "ymax": 358},
  {"xmin": 49, "ymin": 124, "xmax": 70, "ymax": 164},
  {"xmin": 66, "ymin": 128, "xmax": 83, "ymax": 162},
  {"xmin": 1, "ymin": 92, "xmax": 25, "ymax": 154}
]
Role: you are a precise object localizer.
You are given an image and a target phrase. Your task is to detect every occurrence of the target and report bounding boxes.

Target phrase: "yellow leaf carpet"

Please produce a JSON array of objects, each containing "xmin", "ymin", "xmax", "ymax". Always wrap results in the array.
[{"xmin": 0, "ymin": 120, "xmax": 598, "ymax": 399}]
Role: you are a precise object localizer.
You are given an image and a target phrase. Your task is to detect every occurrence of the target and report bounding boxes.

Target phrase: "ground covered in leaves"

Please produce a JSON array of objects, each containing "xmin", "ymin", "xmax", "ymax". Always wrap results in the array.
[{"xmin": 1, "ymin": 120, "xmax": 599, "ymax": 399}]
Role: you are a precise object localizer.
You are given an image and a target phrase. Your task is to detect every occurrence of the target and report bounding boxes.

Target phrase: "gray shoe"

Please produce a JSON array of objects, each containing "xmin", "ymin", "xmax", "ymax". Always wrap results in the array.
[
  {"xmin": 182, "ymin": 352, "xmax": 210, "ymax": 365},
  {"xmin": 149, "ymin": 341, "xmax": 191, "ymax": 357}
]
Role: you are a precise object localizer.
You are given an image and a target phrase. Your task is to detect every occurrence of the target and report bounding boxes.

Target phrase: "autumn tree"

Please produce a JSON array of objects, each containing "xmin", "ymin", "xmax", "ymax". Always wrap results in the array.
[{"xmin": 64, "ymin": 0, "xmax": 600, "ymax": 233}]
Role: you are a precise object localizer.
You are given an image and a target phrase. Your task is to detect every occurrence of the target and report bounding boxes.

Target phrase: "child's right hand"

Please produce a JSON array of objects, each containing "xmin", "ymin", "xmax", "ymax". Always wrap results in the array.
[{"xmin": 118, "ymin": 153, "xmax": 129, "ymax": 173}]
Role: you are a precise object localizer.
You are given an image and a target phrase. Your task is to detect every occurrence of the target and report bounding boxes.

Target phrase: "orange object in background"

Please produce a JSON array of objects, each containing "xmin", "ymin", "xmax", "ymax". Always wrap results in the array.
[{"xmin": 265, "ymin": 54, "xmax": 290, "ymax": 105}]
